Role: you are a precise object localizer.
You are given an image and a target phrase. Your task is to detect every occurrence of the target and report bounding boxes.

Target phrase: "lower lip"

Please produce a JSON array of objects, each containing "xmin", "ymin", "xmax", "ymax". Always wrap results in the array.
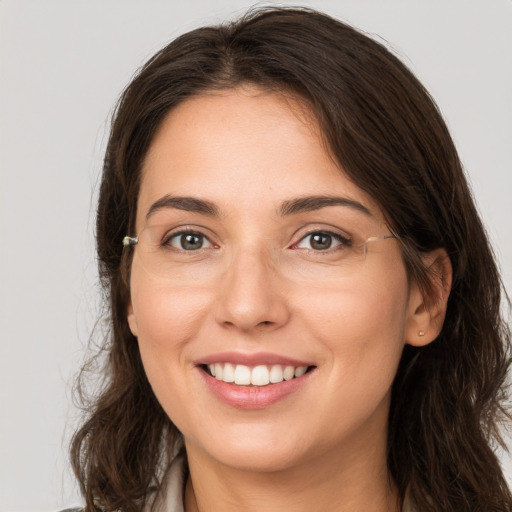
[{"xmin": 198, "ymin": 367, "xmax": 314, "ymax": 409}]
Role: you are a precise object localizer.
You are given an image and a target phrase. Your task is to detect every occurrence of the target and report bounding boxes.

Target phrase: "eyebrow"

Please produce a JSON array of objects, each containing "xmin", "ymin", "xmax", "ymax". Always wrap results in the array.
[
  {"xmin": 146, "ymin": 194, "xmax": 372, "ymax": 220},
  {"xmin": 146, "ymin": 195, "xmax": 219, "ymax": 220},
  {"xmin": 279, "ymin": 195, "xmax": 372, "ymax": 217}
]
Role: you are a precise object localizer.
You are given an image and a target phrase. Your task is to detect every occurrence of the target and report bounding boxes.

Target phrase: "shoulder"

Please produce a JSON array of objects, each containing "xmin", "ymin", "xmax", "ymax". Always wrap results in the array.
[
  {"xmin": 149, "ymin": 451, "xmax": 187, "ymax": 512},
  {"xmin": 57, "ymin": 452, "xmax": 187, "ymax": 512}
]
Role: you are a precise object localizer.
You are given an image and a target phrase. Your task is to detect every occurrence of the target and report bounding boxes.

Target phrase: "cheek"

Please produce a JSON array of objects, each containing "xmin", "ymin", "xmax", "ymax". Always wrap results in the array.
[
  {"xmin": 301, "ymin": 276, "xmax": 409, "ymax": 434},
  {"xmin": 128, "ymin": 278, "xmax": 216, "ymax": 428},
  {"xmin": 297, "ymin": 270, "xmax": 409, "ymax": 376},
  {"xmin": 128, "ymin": 273, "xmax": 214, "ymax": 377},
  {"xmin": 131, "ymin": 278, "xmax": 206, "ymax": 339}
]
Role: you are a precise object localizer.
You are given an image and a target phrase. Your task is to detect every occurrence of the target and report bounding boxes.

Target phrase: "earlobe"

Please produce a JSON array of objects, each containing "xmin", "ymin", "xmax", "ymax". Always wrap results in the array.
[
  {"xmin": 405, "ymin": 248, "xmax": 452, "ymax": 347},
  {"xmin": 127, "ymin": 301, "xmax": 139, "ymax": 337}
]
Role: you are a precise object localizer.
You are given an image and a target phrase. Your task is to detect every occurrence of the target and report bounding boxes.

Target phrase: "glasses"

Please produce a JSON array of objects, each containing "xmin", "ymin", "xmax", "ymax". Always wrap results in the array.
[{"xmin": 122, "ymin": 220, "xmax": 399, "ymax": 283}]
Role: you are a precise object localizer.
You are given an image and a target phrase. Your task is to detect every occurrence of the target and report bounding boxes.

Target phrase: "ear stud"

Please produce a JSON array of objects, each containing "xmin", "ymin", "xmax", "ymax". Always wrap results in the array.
[{"xmin": 418, "ymin": 330, "xmax": 425, "ymax": 336}]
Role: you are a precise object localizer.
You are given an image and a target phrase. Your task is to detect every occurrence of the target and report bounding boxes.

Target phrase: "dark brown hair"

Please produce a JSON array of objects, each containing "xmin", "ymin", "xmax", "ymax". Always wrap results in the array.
[{"xmin": 71, "ymin": 7, "xmax": 512, "ymax": 512}]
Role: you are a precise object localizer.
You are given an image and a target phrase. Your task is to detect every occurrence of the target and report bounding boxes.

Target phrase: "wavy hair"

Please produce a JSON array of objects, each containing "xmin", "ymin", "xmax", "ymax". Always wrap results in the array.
[{"xmin": 71, "ymin": 7, "xmax": 512, "ymax": 511}]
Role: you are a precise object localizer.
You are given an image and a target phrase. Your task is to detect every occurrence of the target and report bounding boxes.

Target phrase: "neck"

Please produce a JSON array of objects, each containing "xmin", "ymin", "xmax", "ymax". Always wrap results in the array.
[{"xmin": 183, "ymin": 430, "xmax": 399, "ymax": 512}]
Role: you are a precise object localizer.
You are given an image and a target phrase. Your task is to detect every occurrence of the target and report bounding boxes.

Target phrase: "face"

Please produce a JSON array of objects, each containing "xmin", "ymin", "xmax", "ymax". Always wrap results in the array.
[{"xmin": 127, "ymin": 87, "xmax": 417, "ymax": 473}]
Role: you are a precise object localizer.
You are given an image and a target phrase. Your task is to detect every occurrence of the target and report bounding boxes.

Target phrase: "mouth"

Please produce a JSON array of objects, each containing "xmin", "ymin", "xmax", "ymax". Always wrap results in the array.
[
  {"xmin": 201, "ymin": 363, "xmax": 316, "ymax": 386},
  {"xmin": 195, "ymin": 352, "xmax": 317, "ymax": 408}
]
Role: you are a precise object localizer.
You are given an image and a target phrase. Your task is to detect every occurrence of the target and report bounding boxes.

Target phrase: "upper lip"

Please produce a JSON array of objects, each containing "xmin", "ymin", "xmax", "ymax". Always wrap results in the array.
[{"xmin": 195, "ymin": 351, "xmax": 314, "ymax": 367}]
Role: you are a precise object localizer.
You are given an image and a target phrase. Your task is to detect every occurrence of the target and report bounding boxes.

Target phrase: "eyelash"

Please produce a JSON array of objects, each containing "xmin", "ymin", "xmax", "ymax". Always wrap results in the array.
[
  {"xmin": 162, "ymin": 228, "xmax": 352, "ymax": 252},
  {"xmin": 162, "ymin": 229, "xmax": 213, "ymax": 251},
  {"xmin": 291, "ymin": 230, "xmax": 352, "ymax": 251}
]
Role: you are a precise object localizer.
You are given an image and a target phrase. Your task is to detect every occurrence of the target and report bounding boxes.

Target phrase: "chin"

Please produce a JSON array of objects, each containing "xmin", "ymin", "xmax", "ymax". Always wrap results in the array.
[{"xmin": 192, "ymin": 437, "xmax": 309, "ymax": 473}]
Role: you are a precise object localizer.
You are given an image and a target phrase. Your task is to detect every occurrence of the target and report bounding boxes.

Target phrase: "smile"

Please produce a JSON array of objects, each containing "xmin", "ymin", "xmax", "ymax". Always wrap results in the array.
[
  {"xmin": 196, "ymin": 352, "xmax": 317, "ymax": 408},
  {"xmin": 206, "ymin": 363, "xmax": 310, "ymax": 386}
]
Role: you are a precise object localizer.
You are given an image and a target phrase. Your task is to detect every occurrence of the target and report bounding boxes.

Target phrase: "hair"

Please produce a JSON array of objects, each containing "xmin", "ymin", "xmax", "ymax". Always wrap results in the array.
[{"xmin": 71, "ymin": 6, "xmax": 512, "ymax": 512}]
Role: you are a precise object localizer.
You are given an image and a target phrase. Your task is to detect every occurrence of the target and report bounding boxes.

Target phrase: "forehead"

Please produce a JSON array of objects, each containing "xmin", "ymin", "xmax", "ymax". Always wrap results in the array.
[{"xmin": 137, "ymin": 87, "xmax": 382, "ymax": 224}]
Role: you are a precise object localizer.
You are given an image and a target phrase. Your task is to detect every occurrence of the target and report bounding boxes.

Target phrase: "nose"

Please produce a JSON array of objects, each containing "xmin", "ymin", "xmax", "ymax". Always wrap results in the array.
[{"xmin": 214, "ymin": 245, "xmax": 290, "ymax": 332}]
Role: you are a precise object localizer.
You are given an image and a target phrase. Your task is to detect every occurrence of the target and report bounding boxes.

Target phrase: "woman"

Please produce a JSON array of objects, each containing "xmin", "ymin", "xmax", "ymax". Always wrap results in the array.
[{"xmin": 70, "ymin": 7, "xmax": 512, "ymax": 512}]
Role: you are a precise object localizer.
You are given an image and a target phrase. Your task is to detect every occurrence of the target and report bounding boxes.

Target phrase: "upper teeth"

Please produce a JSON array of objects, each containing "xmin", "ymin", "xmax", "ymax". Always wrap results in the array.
[{"xmin": 208, "ymin": 363, "xmax": 308, "ymax": 386}]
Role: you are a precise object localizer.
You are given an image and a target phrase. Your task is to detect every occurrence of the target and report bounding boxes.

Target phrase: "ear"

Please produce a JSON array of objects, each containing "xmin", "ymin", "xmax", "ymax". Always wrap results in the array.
[
  {"xmin": 127, "ymin": 300, "xmax": 139, "ymax": 337},
  {"xmin": 405, "ymin": 248, "xmax": 452, "ymax": 347}
]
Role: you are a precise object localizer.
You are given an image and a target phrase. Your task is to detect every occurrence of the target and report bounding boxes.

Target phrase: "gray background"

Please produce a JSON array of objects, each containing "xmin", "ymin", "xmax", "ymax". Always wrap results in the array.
[{"xmin": 1, "ymin": 1, "xmax": 511, "ymax": 510}]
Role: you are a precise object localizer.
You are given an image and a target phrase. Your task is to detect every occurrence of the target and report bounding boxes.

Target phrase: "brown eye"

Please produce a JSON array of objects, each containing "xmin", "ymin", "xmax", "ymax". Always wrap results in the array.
[
  {"xmin": 295, "ymin": 231, "xmax": 349, "ymax": 251},
  {"xmin": 309, "ymin": 233, "xmax": 332, "ymax": 250}
]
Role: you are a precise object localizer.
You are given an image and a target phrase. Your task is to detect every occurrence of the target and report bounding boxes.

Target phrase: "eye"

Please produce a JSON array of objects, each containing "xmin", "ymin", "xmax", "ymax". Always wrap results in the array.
[
  {"xmin": 165, "ymin": 231, "xmax": 212, "ymax": 251},
  {"xmin": 294, "ymin": 231, "xmax": 350, "ymax": 251}
]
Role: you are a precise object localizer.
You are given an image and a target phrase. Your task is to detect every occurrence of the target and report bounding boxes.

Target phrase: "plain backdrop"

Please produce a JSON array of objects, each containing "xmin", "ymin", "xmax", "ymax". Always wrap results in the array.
[{"xmin": 1, "ymin": 1, "xmax": 511, "ymax": 510}]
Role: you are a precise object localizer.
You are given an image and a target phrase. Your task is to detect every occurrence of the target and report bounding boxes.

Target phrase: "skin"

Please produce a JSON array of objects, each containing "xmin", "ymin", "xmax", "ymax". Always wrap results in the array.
[{"xmin": 127, "ymin": 86, "xmax": 451, "ymax": 512}]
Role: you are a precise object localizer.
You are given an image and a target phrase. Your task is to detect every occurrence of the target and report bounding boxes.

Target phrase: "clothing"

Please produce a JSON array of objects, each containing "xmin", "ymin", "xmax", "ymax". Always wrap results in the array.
[
  {"xmin": 57, "ymin": 454, "xmax": 187, "ymax": 512},
  {"xmin": 150, "ymin": 452, "xmax": 187, "ymax": 512}
]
